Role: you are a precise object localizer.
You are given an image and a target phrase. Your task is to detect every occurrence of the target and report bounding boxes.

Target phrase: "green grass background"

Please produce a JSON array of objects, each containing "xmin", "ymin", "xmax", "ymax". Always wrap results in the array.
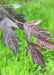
[{"xmin": 0, "ymin": 0, "xmax": 54, "ymax": 75}]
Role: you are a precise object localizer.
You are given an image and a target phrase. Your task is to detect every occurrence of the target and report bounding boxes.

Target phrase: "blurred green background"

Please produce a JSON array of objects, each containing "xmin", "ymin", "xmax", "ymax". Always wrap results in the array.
[{"xmin": 0, "ymin": 0, "xmax": 54, "ymax": 75}]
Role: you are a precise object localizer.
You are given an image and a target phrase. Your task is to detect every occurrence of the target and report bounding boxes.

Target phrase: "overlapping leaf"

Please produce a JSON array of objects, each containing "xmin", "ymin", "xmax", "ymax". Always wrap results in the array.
[
  {"xmin": 0, "ymin": 4, "xmax": 27, "ymax": 55},
  {"xmin": 0, "ymin": 17, "xmax": 19, "ymax": 55},
  {"xmin": 3, "ymin": 4, "xmax": 27, "ymax": 23},
  {"xmin": 24, "ymin": 20, "xmax": 42, "ymax": 42},
  {"xmin": 24, "ymin": 20, "xmax": 54, "ymax": 70},
  {"xmin": 24, "ymin": 20, "xmax": 54, "ymax": 42},
  {"xmin": 0, "ymin": 5, "xmax": 26, "ymax": 29}
]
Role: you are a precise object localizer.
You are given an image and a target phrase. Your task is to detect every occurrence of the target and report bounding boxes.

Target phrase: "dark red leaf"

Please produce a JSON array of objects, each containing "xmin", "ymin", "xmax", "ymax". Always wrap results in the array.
[
  {"xmin": 31, "ymin": 43, "xmax": 43, "ymax": 50},
  {"xmin": 37, "ymin": 37, "xmax": 54, "ymax": 49}
]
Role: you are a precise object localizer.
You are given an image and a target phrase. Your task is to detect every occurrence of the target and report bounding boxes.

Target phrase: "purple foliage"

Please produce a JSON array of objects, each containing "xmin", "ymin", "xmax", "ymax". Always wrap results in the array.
[{"xmin": 0, "ymin": 4, "xmax": 54, "ymax": 70}]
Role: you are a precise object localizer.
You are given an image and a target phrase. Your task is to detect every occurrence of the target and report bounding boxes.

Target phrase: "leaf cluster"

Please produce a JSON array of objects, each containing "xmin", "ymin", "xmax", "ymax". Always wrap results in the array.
[{"xmin": 0, "ymin": 4, "xmax": 54, "ymax": 70}]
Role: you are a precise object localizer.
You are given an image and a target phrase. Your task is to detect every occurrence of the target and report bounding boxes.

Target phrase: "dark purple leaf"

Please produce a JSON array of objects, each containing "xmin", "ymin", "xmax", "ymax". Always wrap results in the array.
[
  {"xmin": 31, "ymin": 48, "xmax": 46, "ymax": 70},
  {"xmin": 3, "ymin": 26, "xmax": 19, "ymax": 55},
  {"xmin": 31, "ymin": 27, "xmax": 52, "ymax": 38},
  {"xmin": 26, "ymin": 43, "xmax": 46, "ymax": 70}
]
